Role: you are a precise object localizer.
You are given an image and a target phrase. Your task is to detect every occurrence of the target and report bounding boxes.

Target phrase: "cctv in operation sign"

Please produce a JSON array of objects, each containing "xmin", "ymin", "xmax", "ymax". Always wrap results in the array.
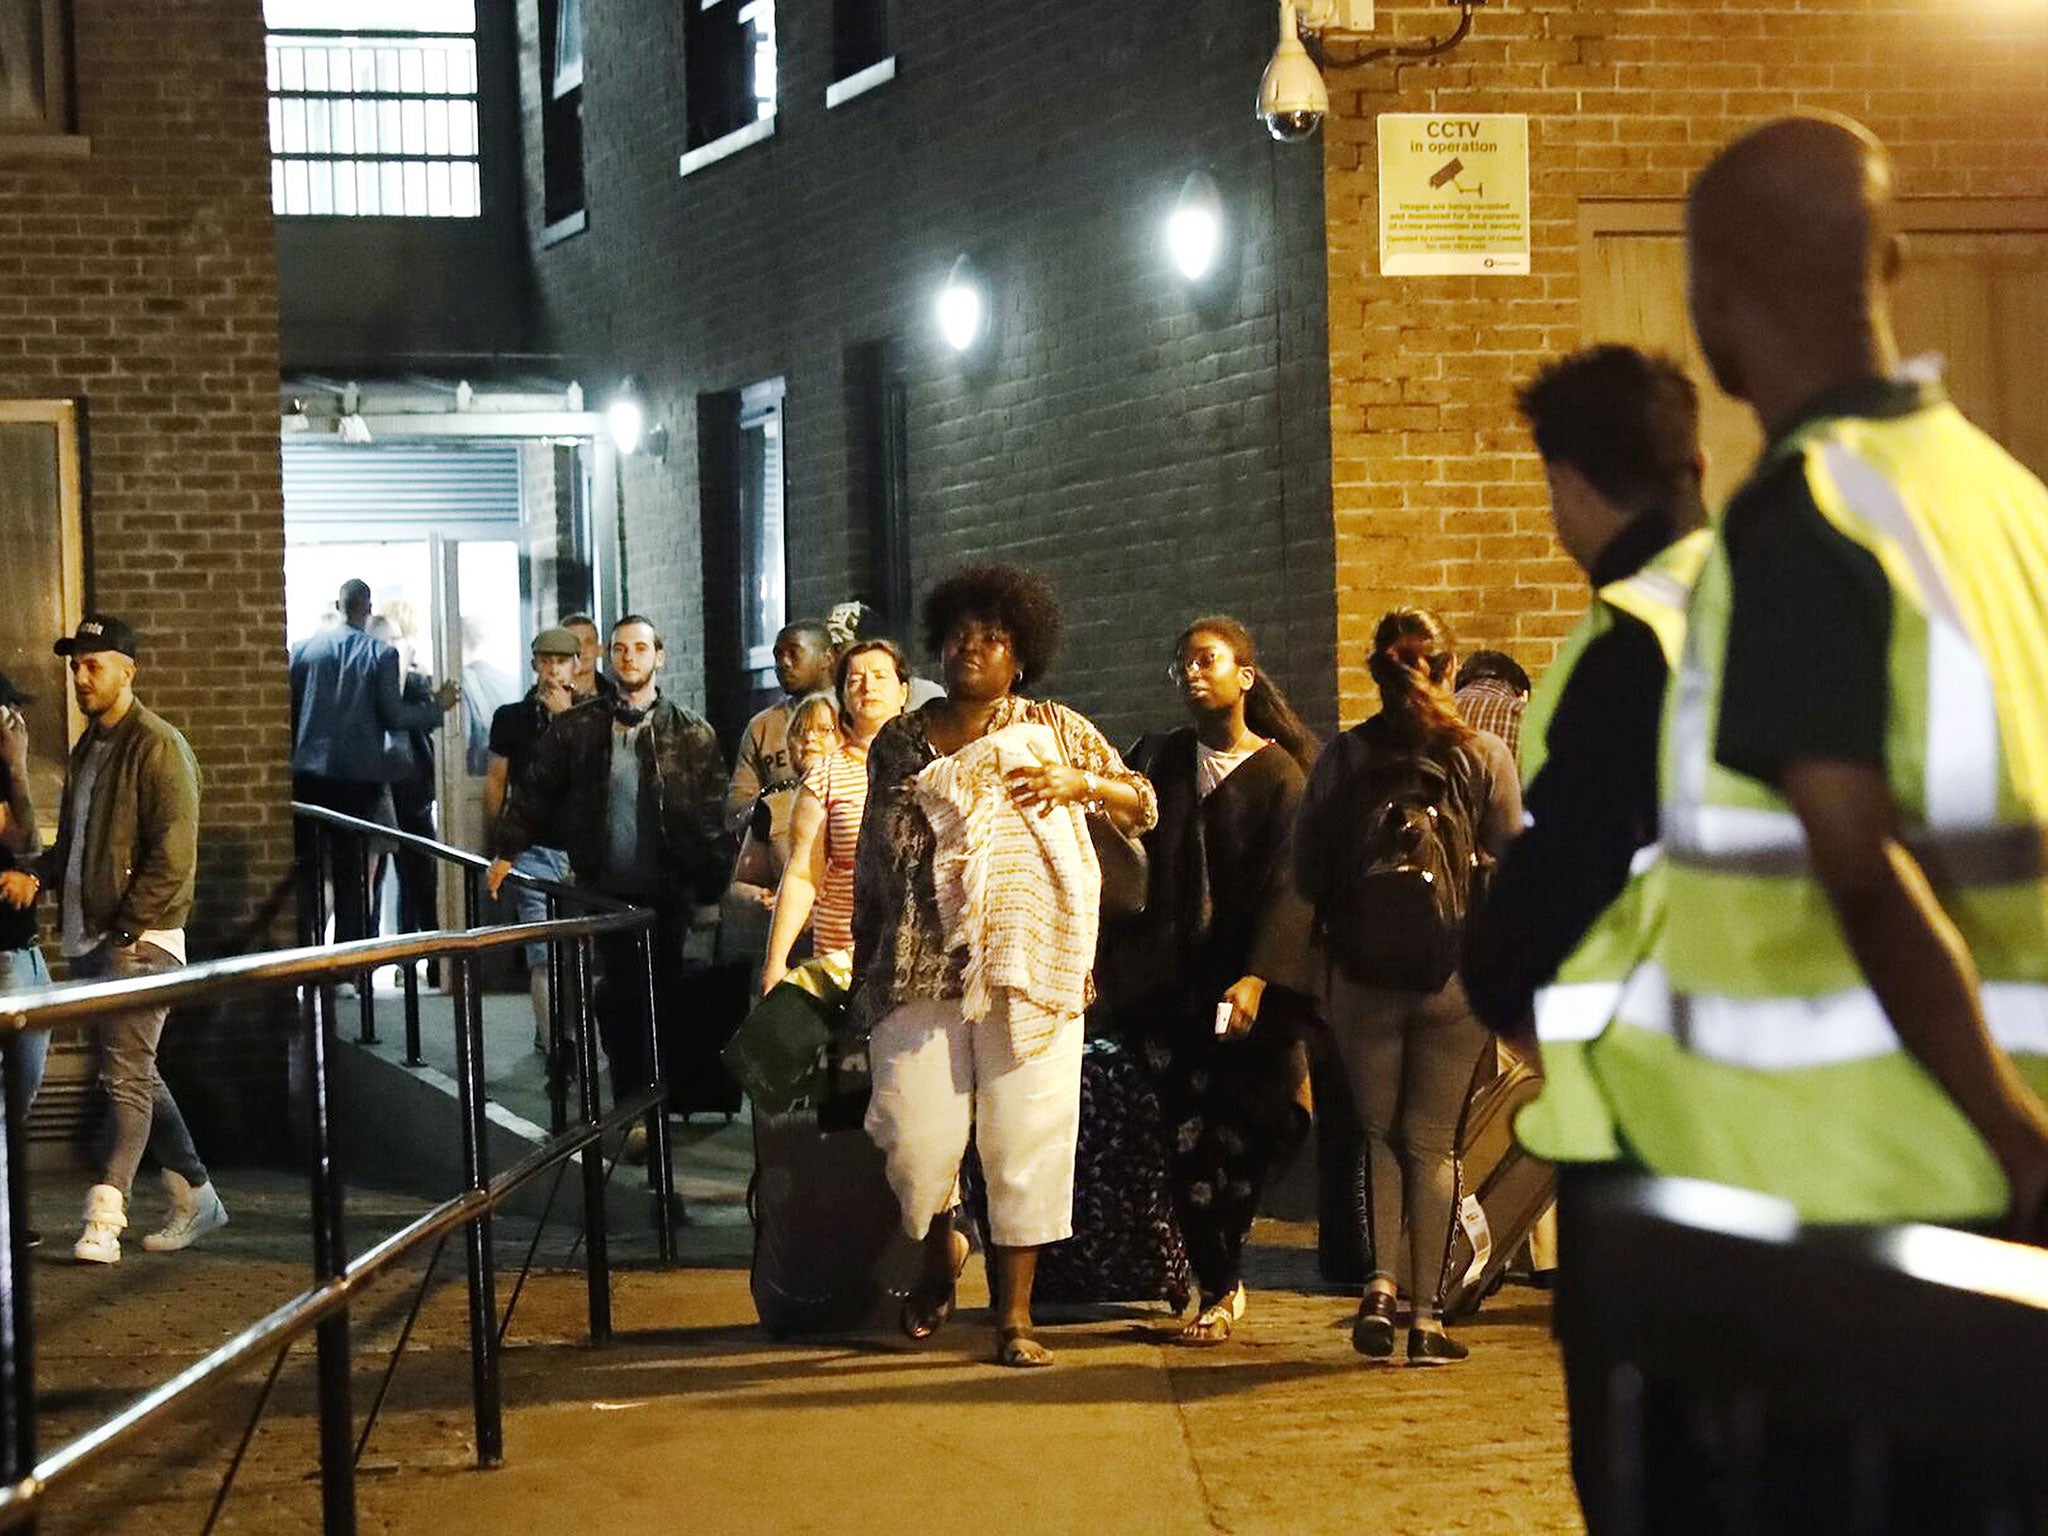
[{"xmin": 1377, "ymin": 113, "xmax": 1530, "ymax": 276}]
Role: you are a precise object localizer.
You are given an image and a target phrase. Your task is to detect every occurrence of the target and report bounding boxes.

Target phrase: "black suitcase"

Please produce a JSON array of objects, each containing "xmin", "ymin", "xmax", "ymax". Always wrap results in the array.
[
  {"xmin": 749, "ymin": 1109, "xmax": 900, "ymax": 1337},
  {"xmin": 662, "ymin": 956, "xmax": 749, "ymax": 1119},
  {"xmin": 1441, "ymin": 1054, "xmax": 1555, "ymax": 1320},
  {"xmin": 966, "ymin": 1040, "xmax": 1192, "ymax": 1311}
]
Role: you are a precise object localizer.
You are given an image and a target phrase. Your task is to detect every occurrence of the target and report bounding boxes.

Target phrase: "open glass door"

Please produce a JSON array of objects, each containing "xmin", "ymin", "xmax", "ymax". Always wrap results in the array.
[{"xmin": 436, "ymin": 536, "xmax": 525, "ymax": 909}]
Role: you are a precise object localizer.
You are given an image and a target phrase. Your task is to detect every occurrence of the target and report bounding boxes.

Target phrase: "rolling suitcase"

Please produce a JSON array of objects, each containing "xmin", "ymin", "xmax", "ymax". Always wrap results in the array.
[
  {"xmin": 1441, "ymin": 1053, "xmax": 1555, "ymax": 1320},
  {"xmin": 749, "ymin": 1109, "xmax": 900, "ymax": 1337},
  {"xmin": 966, "ymin": 1039, "xmax": 1193, "ymax": 1311},
  {"xmin": 662, "ymin": 954, "xmax": 749, "ymax": 1118}
]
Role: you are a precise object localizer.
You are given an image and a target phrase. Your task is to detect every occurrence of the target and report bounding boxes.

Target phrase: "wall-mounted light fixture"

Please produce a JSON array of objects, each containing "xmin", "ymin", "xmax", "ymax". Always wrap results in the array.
[
  {"xmin": 1259, "ymin": 0, "xmax": 1481, "ymax": 144},
  {"xmin": 936, "ymin": 253, "xmax": 989, "ymax": 354},
  {"xmin": 1167, "ymin": 170, "xmax": 1226, "ymax": 281},
  {"xmin": 606, "ymin": 377, "xmax": 668, "ymax": 460}
]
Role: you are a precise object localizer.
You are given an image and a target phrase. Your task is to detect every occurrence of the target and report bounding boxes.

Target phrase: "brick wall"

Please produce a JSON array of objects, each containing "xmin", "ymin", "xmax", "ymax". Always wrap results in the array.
[
  {"xmin": 0, "ymin": 1, "xmax": 292, "ymax": 1147},
  {"xmin": 1321, "ymin": 0, "xmax": 2048, "ymax": 721},
  {"xmin": 519, "ymin": 0, "xmax": 1338, "ymax": 742}
]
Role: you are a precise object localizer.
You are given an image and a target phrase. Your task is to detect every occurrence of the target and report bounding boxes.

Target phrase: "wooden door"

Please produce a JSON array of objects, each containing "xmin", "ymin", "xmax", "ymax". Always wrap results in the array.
[{"xmin": 1579, "ymin": 202, "xmax": 2048, "ymax": 510}]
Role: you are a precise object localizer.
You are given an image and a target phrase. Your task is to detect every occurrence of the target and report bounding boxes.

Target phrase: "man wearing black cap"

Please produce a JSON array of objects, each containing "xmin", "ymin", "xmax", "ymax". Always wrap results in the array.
[
  {"xmin": 0, "ymin": 673, "xmax": 52, "ymax": 1204},
  {"xmin": 47, "ymin": 615, "xmax": 225, "ymax": 1264},
  {"xmin": 290, "ymin": 578, "xmax": 460, "ymax": 946}
]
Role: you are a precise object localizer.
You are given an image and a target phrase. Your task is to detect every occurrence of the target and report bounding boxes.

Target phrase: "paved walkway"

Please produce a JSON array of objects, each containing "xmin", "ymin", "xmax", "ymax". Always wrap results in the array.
[
  {"xmin": 23, "ymin": 1176, "xmax": 1582, "ymax": 1535},
  {"xmin": 18, "ymin": 980, "xmax": 1584, "ymax": 1533}
]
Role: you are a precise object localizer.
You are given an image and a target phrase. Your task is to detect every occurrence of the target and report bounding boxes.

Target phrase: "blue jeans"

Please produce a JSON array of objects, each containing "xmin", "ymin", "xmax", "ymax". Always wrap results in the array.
[
  {"xmin": 507, "ymin": 845, "xmax": 573, "ymax": 967},
  {"xmin": 0, "ymin": 945, "xmax": 51, "ymax": 1135}
]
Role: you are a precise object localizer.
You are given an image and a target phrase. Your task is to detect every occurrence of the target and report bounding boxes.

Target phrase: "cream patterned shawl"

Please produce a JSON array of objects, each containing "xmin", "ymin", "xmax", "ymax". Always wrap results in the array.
[{"xmin": 912, "ymin": 721, "xmax": 1102, "ymax": 1056}]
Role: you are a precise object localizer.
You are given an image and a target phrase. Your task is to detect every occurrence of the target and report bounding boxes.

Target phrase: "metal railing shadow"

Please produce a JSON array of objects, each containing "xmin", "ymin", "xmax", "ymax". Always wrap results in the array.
[
  {"xmin": 0, "ymin": 804, "xmax": 689, "ymax": 1535},
  {"xmin": 1556, "ymin": 1172, "xmax": 2048, "ymax": 1535}
]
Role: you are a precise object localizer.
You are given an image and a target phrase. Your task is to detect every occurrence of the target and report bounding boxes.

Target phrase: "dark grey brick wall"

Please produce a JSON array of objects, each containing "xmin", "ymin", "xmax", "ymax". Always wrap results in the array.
[{"xmin": 518, "ymin": 0, "xmax": 1336, "ymax": 742}]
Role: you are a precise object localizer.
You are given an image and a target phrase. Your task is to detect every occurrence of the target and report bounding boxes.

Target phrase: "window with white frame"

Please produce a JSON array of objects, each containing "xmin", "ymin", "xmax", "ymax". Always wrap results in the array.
[
  {"xmin": 737, "ymin": 381, "xmax": 788, "ymax": 673},
  {"xmin": 685, "ymin": 0, "xmax": 776, "ymax": 150},
  {"xmin": 265, "ymin": 0, "xmax": 481, "ymax": 218},
  {"xmin": 832, "ymin": 0, "xmax": 890, "ymax": 85}
]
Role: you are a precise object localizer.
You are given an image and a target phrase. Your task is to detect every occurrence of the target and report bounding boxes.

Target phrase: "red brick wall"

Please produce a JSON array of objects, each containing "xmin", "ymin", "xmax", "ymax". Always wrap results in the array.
[
  {"xmin": 1322, "ymin": 0, "xmax": 2048, "ymax": 721},
  {"xmin": 0, "ymin": 3, "xmax": 291, "ymax": 1151}
]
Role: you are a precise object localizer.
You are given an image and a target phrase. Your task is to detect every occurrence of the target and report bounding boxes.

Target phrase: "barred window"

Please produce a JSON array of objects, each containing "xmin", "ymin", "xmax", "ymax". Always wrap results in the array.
[{"xmin": 265, "ymin": 0, "xmax": 481, "ymax": 218}]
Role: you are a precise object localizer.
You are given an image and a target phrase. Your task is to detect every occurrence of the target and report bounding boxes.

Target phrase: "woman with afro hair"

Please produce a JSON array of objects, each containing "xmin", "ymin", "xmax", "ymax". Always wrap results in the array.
[{"xmin": 849, "ymin": 563, "xmax": 1156, "ymax": 1367}]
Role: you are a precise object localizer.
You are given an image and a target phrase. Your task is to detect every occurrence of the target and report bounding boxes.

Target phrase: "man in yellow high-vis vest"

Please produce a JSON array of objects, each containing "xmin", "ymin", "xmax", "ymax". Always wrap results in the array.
[
  {"xmin": 1462, "ymin": 345, "xmax": 1711, "ymax": 1535},
  {"xmin": 1600, "ymin": 112, "xmax": 2048, "ymax": 1234},
  {"xmin": 1465, "ymin": 346, "xmax": 1708, "ymax": 1096}
]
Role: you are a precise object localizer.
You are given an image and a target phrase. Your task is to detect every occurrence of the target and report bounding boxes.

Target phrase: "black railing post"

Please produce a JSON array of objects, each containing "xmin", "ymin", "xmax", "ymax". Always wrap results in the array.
[
  {"xmin": 354, "ymin": 837, "xmax": 376, "ymax": 1045},
  {"xmin": 462, "ymin": 868, "xmax": 482, "ymax": 931},
  {"xmin": 638, "ymin": 927, "xmax": 677, "ymax": 1264},
  {"xmin": 450, "ymin": 950, "xmax": 503, "ymax": 1468},
  {"xmin": 309, "ymin": 977, "xmax": 357, "ymax": 1536},
  {"xmin": 574, "ymin": 935, "xmax": 612, "ymax": 1345},
  {"xmin": 402, "ymin": 957, "xmax": 423, "ymax": 1067},
  {"xmin": 0, "ymin": 1038, "xmax": 36, "ymax": 1535},
  {"xmin": 544, "ymin": 894, "xmax": 567, "ymax": 1137}
]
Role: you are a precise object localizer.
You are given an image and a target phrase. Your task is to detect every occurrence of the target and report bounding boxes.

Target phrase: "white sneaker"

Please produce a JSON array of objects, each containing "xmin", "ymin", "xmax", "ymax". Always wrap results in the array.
[
  {"xmin": 73, "ymin": 1183, "xmax": 126, "ymax": 1265},
  {"xmin": 142, "ymin": 1170, "xmax": 229, "ymax": 1252}
]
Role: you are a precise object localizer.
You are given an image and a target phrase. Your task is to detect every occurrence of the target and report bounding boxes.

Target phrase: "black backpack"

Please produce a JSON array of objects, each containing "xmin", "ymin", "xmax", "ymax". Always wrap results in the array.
[{"xmin": 1323, "ymin": 742, "xmax": 1480, "ymax": 991}]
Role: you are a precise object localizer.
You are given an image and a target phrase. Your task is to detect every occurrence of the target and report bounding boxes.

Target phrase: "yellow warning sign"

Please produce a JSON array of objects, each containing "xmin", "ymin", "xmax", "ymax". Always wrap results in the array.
[{"xmin": 1377, "ymin": 113, "xmax": 1530, "ymax": 276}]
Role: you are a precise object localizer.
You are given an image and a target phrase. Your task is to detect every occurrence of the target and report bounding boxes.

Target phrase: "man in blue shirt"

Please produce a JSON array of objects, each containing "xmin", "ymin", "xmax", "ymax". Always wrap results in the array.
[{"xmin": 288, "ymin": 579, "xmax": 457, "ymax": 942}]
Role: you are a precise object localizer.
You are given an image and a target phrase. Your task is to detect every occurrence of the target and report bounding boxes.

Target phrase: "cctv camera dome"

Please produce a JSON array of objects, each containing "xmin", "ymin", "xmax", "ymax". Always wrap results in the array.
[
  {"xmin": 1256, "ymin": 19, "xmax": 1329, "ymax": 144},
  {"xmin": 1262, "ymin": 108, "xmax": 1325, "ymax": 143}
]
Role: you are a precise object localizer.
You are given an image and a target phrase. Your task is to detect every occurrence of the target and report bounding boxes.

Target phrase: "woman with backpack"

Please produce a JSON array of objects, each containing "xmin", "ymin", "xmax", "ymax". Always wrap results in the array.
[
  {"xmin": 1098, "ymin": 617, "xmax": 1321, "ymax": 1345},
  {"xmin": 1295, "ymin": 608, "xmax": 1522, "ymax": 1364}
]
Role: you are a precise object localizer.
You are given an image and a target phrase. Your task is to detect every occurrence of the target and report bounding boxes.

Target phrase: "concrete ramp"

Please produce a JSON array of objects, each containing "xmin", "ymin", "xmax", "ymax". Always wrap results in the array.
[{"xmin": 330, "ymin": 987, "xmax": 755, "ymax": 1244}]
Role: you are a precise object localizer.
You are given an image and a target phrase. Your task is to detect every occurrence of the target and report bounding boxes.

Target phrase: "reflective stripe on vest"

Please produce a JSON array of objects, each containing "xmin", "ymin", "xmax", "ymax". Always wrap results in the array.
[{"xmin": 1610, "ymin": 962, "xmax": 2048, "ymax": 1067}]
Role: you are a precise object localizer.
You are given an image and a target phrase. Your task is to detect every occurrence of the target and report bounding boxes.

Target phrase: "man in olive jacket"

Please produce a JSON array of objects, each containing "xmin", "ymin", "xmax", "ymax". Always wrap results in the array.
[
  {"xmin": 43, "ymin": 615, "xmax": 226, "ymax": 1265},
  {"xmin": 487, "ymin": 616, "xmax": 734, "ymax": 1109}
]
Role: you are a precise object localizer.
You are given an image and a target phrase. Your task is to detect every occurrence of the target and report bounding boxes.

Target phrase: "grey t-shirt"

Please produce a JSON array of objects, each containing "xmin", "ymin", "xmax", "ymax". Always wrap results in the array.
[
  {"xmin": 59, "ymin": 737, "xmax": 108, "ymax": 958},
  {"xmin": 605, "ymin": 719, "xmax": 657, "ymax": 897}
]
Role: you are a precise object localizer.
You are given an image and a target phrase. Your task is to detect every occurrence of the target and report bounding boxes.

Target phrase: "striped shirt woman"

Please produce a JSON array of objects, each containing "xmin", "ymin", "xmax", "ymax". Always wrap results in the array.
[{"xmin": 760, "ymin": 639, "xmax": 914, "ymax": 993}]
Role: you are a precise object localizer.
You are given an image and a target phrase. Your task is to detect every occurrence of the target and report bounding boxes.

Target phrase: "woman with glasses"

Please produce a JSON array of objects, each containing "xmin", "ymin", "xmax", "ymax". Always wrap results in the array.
[
  {"xmin": 1098, "ymin": 617, "xmax": 1320, "ymax": 1344},
  {"xmin": 850, "ymin": 564, "xmax": 1156, "ymax": 1367},
  {"xmin": 761, "ymin": 642, "xmax": 912, "ymax": 990}
]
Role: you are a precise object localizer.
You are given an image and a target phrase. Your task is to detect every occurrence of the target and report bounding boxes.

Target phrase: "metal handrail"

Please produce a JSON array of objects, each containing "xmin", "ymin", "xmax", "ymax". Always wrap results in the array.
[
  {"xmin": 290, "ymin": 802, "xmax": 630, "ymax": 914},
  {"xmin": 0, "ymin": 920, "xmax": 641, "ymax": 1031},
  {"xmin": 0, "ymin": 804, "xmax": 692, "ymax": 1536},
  {"xmin": 0, "ymin": 1081, "xmax": 665, "ymax": 1528}
]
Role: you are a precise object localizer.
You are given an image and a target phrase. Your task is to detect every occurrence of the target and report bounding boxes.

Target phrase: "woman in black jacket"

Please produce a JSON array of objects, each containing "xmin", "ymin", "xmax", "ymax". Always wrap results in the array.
[{"xmin": 1100, "ymin": 616, "xmax": 1319, "ymax": 1345}]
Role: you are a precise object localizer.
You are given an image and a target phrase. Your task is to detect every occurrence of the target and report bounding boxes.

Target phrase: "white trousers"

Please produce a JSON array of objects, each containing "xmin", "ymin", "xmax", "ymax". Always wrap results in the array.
[{"xmin": 864, "ymin": 997, "xmax": 1085, "ymax": 1249}]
